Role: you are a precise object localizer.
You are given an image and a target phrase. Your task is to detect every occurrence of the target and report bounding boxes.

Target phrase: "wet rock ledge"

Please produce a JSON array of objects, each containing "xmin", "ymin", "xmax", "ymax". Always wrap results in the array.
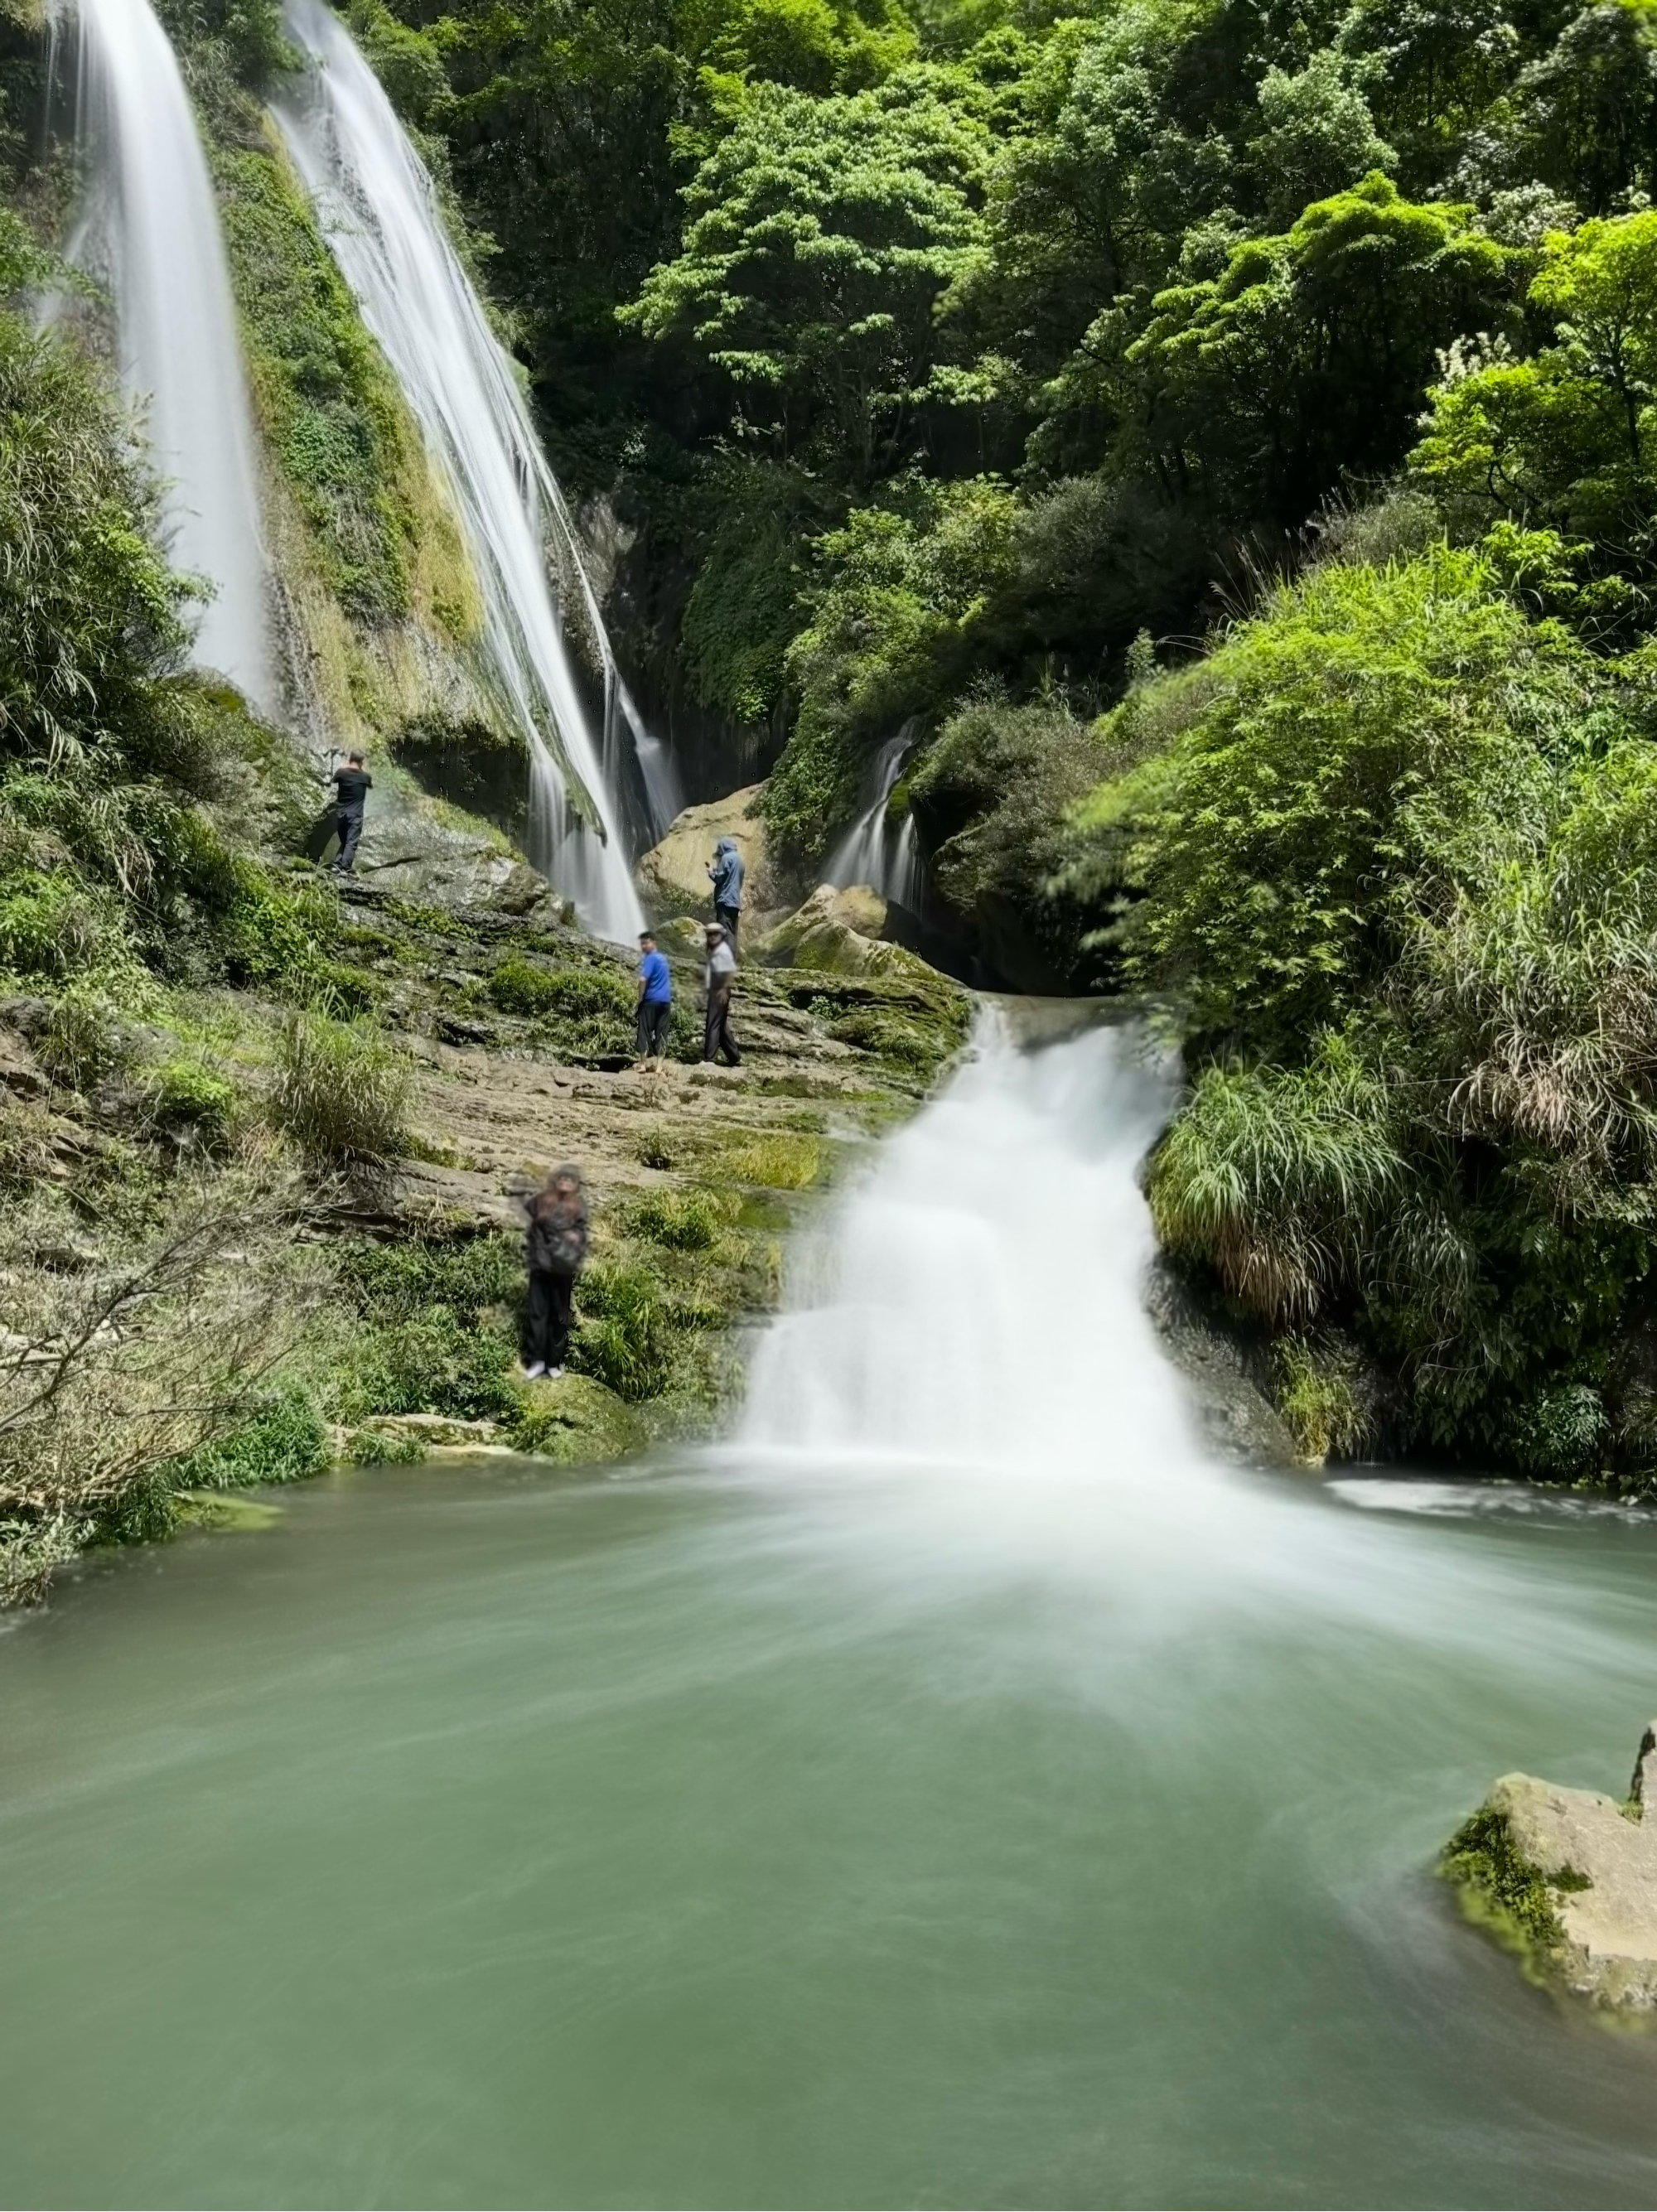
[{"xmin": 1442, "ymin": 1723, "xmax": 1657, "ymax": 2011}]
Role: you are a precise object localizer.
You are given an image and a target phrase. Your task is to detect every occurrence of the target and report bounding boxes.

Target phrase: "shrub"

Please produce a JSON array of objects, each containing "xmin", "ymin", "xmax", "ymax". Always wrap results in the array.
[
  {"xmin": 38, "ymin": 984, "xmax": 139, "ymax": 1092},
  {"xmin": 1272, "ymin": 1334, "xmax": 1380, "ymax": 1464},
  {"xmin": 487, "ymin": 957, "xmax": 631, "ymax": 1020},
  {"xmin": 171, "ymin": 1389, "xmax": 329, "ymax": 1490},
  {"xmin": 138, "ymin": 1057, "xmax": 239, "ymax": 1150},
  {"xmin": 345, "ymin": 1425, "xmax": 427, "ymax": 1466},
  {"xmin": 272, "ymin": 1007, "xmax": 411, "ymax": 1165}
]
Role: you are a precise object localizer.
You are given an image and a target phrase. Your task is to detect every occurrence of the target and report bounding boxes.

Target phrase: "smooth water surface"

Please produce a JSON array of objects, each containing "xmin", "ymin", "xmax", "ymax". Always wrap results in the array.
[{"xmin": 5, "ymin": 1027, "xmax": 1657, "ymax": 2207}]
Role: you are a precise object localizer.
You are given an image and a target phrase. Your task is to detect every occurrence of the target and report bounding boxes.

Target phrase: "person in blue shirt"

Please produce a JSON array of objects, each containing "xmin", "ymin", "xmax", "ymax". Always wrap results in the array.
[
  {"xmin": 707, "ymin": 837, "xmax": 745, "ymax": 944},
  {"xmin": 634, "ymin": 930, "xmax": 673, "ymax": 1070}
]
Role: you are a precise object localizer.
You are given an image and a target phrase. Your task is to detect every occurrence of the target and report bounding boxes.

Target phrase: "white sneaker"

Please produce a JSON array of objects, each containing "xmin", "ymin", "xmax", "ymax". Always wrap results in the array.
[
  {"xmin": 523, "ymin": 1361, "xmax": 546, "ymax": 1381},
  {"xmin": 545, "ymin": 1366, "xmax": 563, "ymax": 1381}
]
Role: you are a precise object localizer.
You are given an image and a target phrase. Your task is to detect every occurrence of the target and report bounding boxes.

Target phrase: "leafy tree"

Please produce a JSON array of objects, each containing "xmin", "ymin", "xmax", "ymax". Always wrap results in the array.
[
  {"xmin": 1413, "ymin": 210, "xmax": 1657, "ymax": 597},
  {"xmin": 1128, "ymin": 172, "xmax": 1518, "ymax": 523},
  {"xmin": 623, "ymin": 71, "xmax": 988, "ymax": 481}
]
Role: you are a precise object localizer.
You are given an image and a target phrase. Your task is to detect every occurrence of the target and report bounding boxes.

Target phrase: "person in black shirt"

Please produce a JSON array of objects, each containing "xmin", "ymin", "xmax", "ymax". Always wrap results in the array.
[{"xmin": 331, "ymin": 751, "xmax": 372, "ymax": 873}]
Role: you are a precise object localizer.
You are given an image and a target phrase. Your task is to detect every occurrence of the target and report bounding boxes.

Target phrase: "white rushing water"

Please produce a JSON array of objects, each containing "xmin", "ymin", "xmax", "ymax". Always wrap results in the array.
[
  {"xmin": 276, "ymin": 0, "xmax": 654, "ymax": 939},
  {"xmin": 827, "ymin": 727, "xmax": 924, "ymax": 910},
  {"xmin": 61, "ymin": 0, "xmax": 271, "ymax": 705},
  {"xmin": 732, "ymin": 1016, "xmax": 1639, "ymax": 1667}
]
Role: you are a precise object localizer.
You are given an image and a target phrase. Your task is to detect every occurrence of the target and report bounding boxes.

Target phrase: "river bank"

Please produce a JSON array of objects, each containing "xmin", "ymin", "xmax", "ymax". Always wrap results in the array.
[{"xmin": 0, "ymin": 850, "xmax": 971, "ymax": 1602}]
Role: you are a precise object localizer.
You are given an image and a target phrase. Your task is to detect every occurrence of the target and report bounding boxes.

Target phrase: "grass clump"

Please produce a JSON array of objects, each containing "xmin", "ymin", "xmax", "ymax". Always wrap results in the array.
[
  {"xmin": 1273, "ymin": 1335, "xmax": 1381, "ymax": 1465},
  {"xmin": 137, "ymin": 1057, "xmax": 239, "ymax": 1151},
  {"xmin": 571, "ymin": 1257, "xmax": 678, "ymax": 1399},
  {"xmin": 272, "ymin": 1008, "xmax": 411, "ymax": 1166},
  {"xmin": 170, "ymin": 1389, "xmax": 329, "ymax": 1490},
  {"xmin": 717, "ymin": 1131, "xmax": 823, "ymax": 1189},
  {"xmin": 625, "ymin": 1186, "xmax": 725, "ymax": 1250}
]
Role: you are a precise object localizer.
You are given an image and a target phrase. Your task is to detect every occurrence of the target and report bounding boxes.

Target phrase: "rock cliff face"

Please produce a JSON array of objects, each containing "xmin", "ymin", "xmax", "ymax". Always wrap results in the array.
[{"xmin": 1442, "ymin": 1724, "xmax": 1657, "ymax": 2011}]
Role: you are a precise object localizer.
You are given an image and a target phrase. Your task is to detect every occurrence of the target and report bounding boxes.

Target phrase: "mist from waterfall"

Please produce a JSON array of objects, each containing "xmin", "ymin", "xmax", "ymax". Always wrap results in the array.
[
  {"xmin": 276, "ymin": 0, "xmax": 661, "ymax": 939},
  {"xmin": 827, "ymin": 727, "xmax": 924, "ymax": 911},
  {"xmin": 60, "ymin": 0, "xmax": 272, "ymax": 707}
]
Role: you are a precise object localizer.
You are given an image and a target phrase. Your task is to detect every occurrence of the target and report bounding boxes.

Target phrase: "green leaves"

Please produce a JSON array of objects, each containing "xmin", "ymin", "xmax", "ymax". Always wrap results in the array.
[{"xmin": 625, "ymin": 71, "xmax": 988, "ymax": 475}]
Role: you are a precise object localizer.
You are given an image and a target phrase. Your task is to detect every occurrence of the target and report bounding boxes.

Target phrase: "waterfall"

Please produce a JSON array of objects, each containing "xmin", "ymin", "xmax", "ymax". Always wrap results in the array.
[
  {"xmin": 275, "ymin": 0, "xmax": 655, "ymax": 940},
  {"xmin": 827, "ymin": 727, "xmax": 924, "ymax": 911},
  {"xmin": 733, "ymin": 1016, "xmax": 1443, "ymax": 1622},
  {"xmin": 60, "ymin": 0, "xmax": 272, "ymax": 707}
]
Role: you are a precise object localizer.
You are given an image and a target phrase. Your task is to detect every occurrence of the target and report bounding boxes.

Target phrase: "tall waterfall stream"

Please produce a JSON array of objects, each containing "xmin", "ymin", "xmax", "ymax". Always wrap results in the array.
[
  {"xmin": 4, "ymin": 1025, "xmax": 1657, "ymax": 2205},
  {"xmin": 275, "ymin": 0, "xmax": 651, "ymax": 938},
  {"xmin": 58, "ymin": 0, "xmax": 272, "ymax": 704}
]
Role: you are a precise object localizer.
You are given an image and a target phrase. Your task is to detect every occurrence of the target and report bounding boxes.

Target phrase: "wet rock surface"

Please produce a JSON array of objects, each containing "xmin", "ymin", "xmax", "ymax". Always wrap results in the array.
[{"xmin": 1443, "ymin": 1724, "xmax": 1657, "ymax": 2010}]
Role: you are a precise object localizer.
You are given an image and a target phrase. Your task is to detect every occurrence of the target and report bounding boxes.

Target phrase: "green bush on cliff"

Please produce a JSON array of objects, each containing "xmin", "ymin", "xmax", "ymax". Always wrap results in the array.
[
  {"xmin": 273, "ymin": 1008, "xmax": 412, "ymax": 1166},
  {"xmin": 1076, "ymin": 543, "xmax": 1657, "ymax": 1468}
]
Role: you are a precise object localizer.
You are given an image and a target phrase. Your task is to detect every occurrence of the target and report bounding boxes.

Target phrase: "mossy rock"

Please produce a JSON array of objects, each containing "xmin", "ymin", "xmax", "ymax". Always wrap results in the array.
[{"xmin": 509, "ymin": 1373, "xmax": 645, "ymax": 1465}]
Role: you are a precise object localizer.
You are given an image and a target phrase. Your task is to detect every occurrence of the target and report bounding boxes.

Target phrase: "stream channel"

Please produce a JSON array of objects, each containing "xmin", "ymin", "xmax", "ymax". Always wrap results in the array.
[{"xmin": 5, "ymin": 1024, "xmax": 1657, "ymax": 2206}]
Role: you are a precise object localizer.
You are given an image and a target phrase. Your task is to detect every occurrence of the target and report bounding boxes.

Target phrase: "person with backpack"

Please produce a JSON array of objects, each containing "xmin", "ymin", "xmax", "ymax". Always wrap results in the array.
[
  {"xmin": 634, "ymin": 930, "xmax": 673, "ymax": 1070},
  {"xmin": 330, "ymin": 749, "xmax": 372, "ymax": 874},
  {"xmin": 707, "ymin": 836, "xmax": 745, "ymax": 944},
  {"xmin": 522, "ymin": 1164, "xmax": 588, "ymax": 1380}
]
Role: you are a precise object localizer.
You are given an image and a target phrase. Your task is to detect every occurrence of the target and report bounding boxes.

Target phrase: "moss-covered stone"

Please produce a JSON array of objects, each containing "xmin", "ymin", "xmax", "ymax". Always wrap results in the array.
[{"xmin": 507, "ymin": 1373, "xmax": 645, "ymax": 1464}]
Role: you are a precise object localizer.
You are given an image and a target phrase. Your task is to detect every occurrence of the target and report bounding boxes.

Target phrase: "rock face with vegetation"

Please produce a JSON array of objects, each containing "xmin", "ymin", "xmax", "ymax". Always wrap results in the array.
[{"xmin": 1442, "ymin": 1726, "xmax": 1657, "ymax": 2011}]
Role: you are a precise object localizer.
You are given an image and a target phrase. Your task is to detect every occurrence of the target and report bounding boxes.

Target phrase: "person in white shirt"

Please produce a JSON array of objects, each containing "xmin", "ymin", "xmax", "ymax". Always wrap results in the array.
[{"xmin": 701, "ymin": 921, "xmax": 741, "ymax": 1066}]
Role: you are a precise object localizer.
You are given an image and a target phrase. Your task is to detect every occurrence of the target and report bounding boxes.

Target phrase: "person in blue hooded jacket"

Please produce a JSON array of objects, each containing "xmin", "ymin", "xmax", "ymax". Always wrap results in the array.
[{"xmin": 707, "ymin": 836, "xmax": 745, "ymax": 945}]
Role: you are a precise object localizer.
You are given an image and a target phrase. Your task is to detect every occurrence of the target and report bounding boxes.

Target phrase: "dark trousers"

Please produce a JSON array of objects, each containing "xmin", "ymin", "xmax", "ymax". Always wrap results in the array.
[
  {"xmin": 715, "ymin": 902, "xmax": 740, "ymax": 946},
  {"xmin": 524, "ymin": 1268, "xmax": 575, "ymax": 1369},
  {"xmin": 703, "ymin": 986, "xmax": 740, "ymax": 1065},
  {"xmin": 334, "ymin": 807, "xmax": 365, "ymax": 872},
  {"xmin": 635, "ymin": 999, "xmax": 671, "ymax": 1058}
]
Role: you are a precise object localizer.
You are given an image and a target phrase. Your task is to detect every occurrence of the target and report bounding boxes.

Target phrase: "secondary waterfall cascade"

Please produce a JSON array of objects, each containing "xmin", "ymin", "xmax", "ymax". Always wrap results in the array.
[
  {"xmin": 276, "ymin": 0, "xmax": 657, "ymax": 940},
  {"xmin": 827, "ymin": 727, "xmax": 925, "ymax": 911},
  {"xmin": 60, "ymin": 0, "xmax": 272, "ymax": 707}
]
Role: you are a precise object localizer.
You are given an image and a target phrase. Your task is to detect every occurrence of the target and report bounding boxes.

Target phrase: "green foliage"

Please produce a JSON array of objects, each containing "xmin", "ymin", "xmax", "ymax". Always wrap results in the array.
[
  {"xmin": 1128, "ymin": 175, "xmax": 1518, "ymax": 528},
  {"xmin": 486, "ymin": 956, "xmax": 633, "ymax": 1019},
  {"xmin": 571, "ymin": 1255, "xmax": 678, "ymax": 1398},
  {"xmin": 1272, "ymin": 1332, "xmax": 1381, "ymax": 1462},
  {"xmin": 767, "ymin": 476, "xmax": 1018, "ymax": 860},
  {"xmin": 625, "ymin": 1186, "xmax": 726, "ymax": 1248},
  {"xmin": 624, "ymin": 72, "xmax": 988, "ymax": 481},
  {"xmin": 1440, "ymin": 1806, "xmax": 1577, "ymax": 1957},
  {"xmin": 170, "ymin": 1389, "xmax": 330, "ymax": 1490},
  {"xmin": 272, "ymin": 1008, "xmax": 412, "ymax": 1166},
  {"xmin": 137, "ymin": 1057, "xmax": 239, "ymax": 1150},
  {"xmin": 1413, "ymin": 211, "xmax": 1657, "ymax": 621},
  {"xmin": 1076, "ymin": 542, "xmax": 1657, "ymax": 1467},
  {"xmin": 330, "ymin": 1234, "xmax": 523, "ymax": 1422}
]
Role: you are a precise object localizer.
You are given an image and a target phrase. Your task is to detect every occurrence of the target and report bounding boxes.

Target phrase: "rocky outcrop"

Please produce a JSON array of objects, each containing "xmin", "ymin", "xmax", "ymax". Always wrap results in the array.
[
  {"xmin": 636, "ymin": 785, "xmax": 778, "ymax": 916},
  {"xmin": 1442, "ymin": 1723, "xmax": 1657, "ymax": 2010},
  {"xmin": 752, "ymin": 884, "xmax": 935, "ymax": 980}
]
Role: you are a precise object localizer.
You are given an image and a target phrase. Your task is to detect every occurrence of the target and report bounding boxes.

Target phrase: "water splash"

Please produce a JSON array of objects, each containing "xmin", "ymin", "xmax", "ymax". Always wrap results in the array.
[
  {"xmin": 276, "ymin": 0, "xmax": 655, "ymax": 939},
  {"xmin": 59, "ymin": 0, "xmax": 272, "ymax": 705},
  {"xmin": 826, "ymin": 727, "xmax": 924, "ymax": 911}
]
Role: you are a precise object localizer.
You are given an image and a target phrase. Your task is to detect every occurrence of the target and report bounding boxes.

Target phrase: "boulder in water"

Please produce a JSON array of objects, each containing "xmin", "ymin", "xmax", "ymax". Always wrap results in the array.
[
  {"xmin": 637, "ymin": 785, "xmax": 775, "ymax": 915},
  {"xmin": 1442, "ymin": 1723, "xmax": 1657, "ymax": 2009}
]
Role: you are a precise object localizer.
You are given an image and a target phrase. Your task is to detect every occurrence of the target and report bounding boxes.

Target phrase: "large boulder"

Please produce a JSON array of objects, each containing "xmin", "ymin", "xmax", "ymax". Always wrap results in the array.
[
  {"xmin": 636, "ymin": 785, "xmax": 777, "ymax": 915},
  {"xmin": 1442, "ymin": 1722, "xmax": 1657, "ymax": 2009},
  {"xmin": 753, "ymin": 884, "xmax": 929, "ymax": 979}
]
